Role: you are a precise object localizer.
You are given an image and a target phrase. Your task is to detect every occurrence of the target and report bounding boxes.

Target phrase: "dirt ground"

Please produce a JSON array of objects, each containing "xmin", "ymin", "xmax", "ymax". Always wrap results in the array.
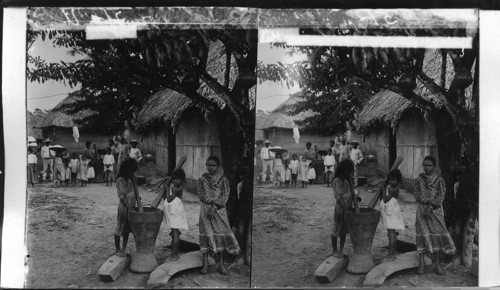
[
  {"xmin": 25, "ymin": 163, "xmax": 249, "ymax": 288},
  {"xmin": 251, "ymin": 179, "xmax": 478, "ymax": 288}
]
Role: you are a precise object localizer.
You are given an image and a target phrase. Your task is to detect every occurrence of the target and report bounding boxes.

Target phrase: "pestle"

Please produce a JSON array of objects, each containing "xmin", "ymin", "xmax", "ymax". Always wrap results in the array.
[
  {"xmin": 367, "ymin": 156, "xmax": 404, "ymax": 209},
  {"xmin": 349, "ymin": 178, "xmax": 360, "ymax": 213},
  {"xmin": 151, "ymin": 155, "xmax": 187, "ymax": 209},
  {"xmin": 132, "ymin": 178, "xmax": 143, "ymax": 213}
]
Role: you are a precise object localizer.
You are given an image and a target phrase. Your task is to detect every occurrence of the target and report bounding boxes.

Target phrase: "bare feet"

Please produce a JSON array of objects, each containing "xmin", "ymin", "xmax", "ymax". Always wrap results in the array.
[
  {"xmin": 115, "ymin": 251, "xmax": 127, "ymax": 257},
  {"xmin": 332, "ymin": 251, "xmax": 343, "ymax": 258},
  {"xmin": 166, "ymin": 255, "xmax": 179, "ymax": 262},
  {"xmin": 435, "ymin": 263, "xmax": 445, "ymax": 275},
  {"xmin": 417, "ymin": 265, "xmax": 425, "ymax": 275},
  {"xmin": 200, "ymin": 265, "xmax": 208, "ymax": 275},
  {"xmin": 383, "ymin": 255, "xmax": 396, "ymax": 262},
  {"xmin": 218, "ymin": 265, "xmax": 229, "ymax": 275}
]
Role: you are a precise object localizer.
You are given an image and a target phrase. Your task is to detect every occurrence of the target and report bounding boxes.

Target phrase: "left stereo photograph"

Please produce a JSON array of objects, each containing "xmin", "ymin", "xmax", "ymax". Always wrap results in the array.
[{"xmin": 24, "ymin": 7, "xmax": 256, "ymax": 288}]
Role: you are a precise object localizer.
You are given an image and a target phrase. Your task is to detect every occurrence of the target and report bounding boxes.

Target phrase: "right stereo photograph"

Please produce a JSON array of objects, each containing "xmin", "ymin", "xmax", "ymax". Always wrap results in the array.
[{"xmin": 252, "ymin": 9, "xmax": 479, "ymax": 287}]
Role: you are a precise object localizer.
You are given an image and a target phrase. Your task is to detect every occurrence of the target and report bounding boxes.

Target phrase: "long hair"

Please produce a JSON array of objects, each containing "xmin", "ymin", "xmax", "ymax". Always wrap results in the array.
[
  {"xmin": 385, "ymin": 169, "xmax": 402, "ymax": 187},
  {"xmin": 334, "ymin": 159, "xmax": 354, "ymax": 180},
  {"xmin": 117, "ymin": 158, "xmax": 137, "ymax": 180}
]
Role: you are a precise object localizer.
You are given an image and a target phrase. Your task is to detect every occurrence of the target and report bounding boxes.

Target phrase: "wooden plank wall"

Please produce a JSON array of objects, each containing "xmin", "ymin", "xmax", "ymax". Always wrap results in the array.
[
  {"xmin": 396, "ymin": 112, "xmax": 439, "ymax": 192},
  {"xmin": 128, "ymin": 130, "xmax": 156, "ymax": 155},
  {"xmin": 175, "ymin": 109, "xmax": 221, "ymax": 194},
  {"xmin": 362, "ymin": 126, "xmax": 390, "ymax": 172}
]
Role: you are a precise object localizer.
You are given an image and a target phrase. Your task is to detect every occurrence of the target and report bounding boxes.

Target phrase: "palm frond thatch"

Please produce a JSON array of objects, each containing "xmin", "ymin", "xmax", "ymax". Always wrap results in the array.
[
  {"xmin": 261, "ymin": 92, "xmax": 315, "ymax": 130},
  {"xmin": 35, "ymin": 91, "xmax": 94, "ymax": 128},
  {"xmin": 26, "ymin": 111, "xmax": 44, "ymax": 138},
  {"xmin": 358, "ymin": 49, "xmax": 460, "ymax": 131}
]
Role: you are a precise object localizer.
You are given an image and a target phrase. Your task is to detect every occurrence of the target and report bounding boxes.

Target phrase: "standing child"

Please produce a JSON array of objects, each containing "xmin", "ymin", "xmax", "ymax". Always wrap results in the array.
[
  {"xmin": 53, "ymin": 151, "xmax": 65, "ymax": 187},
  {"xmin": 289, "ymin": 154, "xmax": 299, "ymax": 188},
  {"xmin": 307, "ymin": 162, "xmax": 316, "ymax": 185},
  {"xmin": 284, "ymin": 161, "xmax": 292, "ymax": 188},
  {"xmin": 87, "ymin": 160, "xmax": 95, "ymax": 184},
  {"xmin": 161, "ymin": 169, "xmax": 189, "ymax": 261},
  {"xmin": 64, "ymin": 159, "xmax": 71, "ymax": 187},
  {"xmin": 114, "ymin": 158, "xmax": 140, "ymax": 257},
  {"xmin": 69, "ymin": 153, "xmax": 79, "ymax": 187},
  {"xmin": 77, "ymin": 155, "xmax": 88, "ymax": 187},
  {"xmin": 379, "ymin": 169, "xmax": 405, "ymax": 261},
  {"xmin": 103, "ymin": 147, "xmax": 116, "ymax": 187},
  {"xmin": 324, "ymin": 148, "xmax": 336, "ymax": 187},
  {"xmin": 349, "ymin": 141, "xmax": 364, "ymax": 187},
  {"xmin": 299, "ymin": 156, "xmax": 309, "ymax": 188},
  {"xmin": 331, "ymin": 159, "xmax": 355, "ymax": 258},
  {"xmin": 27, "ymin": 147, "xmax": 37, "ymax": 187},
  {"xmin": 273, "ymin": 152, "xmax": 285, "ymax": 188}
]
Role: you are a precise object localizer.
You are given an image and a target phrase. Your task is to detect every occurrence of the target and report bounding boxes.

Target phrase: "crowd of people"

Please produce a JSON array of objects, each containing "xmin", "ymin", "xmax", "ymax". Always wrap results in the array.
[
  {"xmin": 259, "ymin": 136, "xmax": 364, "ymax": 188},
  {"xmin": 27, "ymin": 137, "xmax": 143, "ymax": 187}
]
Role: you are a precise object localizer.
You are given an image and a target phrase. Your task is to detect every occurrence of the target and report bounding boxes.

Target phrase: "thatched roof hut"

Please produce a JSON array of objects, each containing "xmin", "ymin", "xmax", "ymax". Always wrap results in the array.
[
  {"xmin": 26, "ymin": 111, "xmax": 44, "ymax": 139},
  {"xmin": 261, "ymin": 92, "xmax": 314, "ymax": 130},
  {"xmin": 136, "ymin": 40, "xmax": 253, "ymax": 129},
  {"xmin": 35, "ymin": 90, "xmax": 93, "ymax": 129},
  {"xmin": 357, "ymin": 49, "xmax": 464, "ymax": 131}
]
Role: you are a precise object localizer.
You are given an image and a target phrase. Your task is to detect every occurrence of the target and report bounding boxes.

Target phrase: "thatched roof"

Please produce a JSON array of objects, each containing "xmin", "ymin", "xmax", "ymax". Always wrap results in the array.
[
  {"xmin": 136, "ymin": 40, "xmax": 255, "ymax": 129},
  {"xmin": 261, "ymin": 92, "xmax": 315, "ymax": 130},
  {"xmin": 357, "ymin": 49, "xmax": 460, "ymax": 131},
  {"xmin": 36, "ymin": 91, "xmax": 94, "ymax": 128},
  {"xmin": 26, "ymin": 111, "xmax": 44, "ymax": 139}
]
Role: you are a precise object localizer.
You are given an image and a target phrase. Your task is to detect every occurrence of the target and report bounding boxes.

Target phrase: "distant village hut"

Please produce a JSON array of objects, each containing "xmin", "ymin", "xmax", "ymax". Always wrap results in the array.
[{"xmin": 261, "ymin": 93, "xmax": 331, "ymax": 158}]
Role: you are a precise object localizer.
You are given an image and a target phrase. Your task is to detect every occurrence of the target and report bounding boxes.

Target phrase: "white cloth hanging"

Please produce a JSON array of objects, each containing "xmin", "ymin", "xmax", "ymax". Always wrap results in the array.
[
  {"xmin": 293, "ymin": 127, "xmax": 300, "ymax": 143},
  {"xmin": 72, "ymin": 126, "xmax": 80, "ymax": 142}
]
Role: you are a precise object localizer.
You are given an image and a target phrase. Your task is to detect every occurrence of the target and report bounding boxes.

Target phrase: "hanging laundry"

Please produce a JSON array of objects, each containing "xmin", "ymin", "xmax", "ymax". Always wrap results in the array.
[
  {"xmin": 293, "ymin": 127, "xmax": 300, "ymax": 143},
  {"xmin": 72, "ymin": 126, "xmax": 80, "ymax": 142}
]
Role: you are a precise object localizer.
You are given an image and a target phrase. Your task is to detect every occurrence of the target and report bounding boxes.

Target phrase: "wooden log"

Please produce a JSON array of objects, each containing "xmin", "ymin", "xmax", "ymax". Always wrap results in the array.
[
  {"xmin": 314, "ymin": 255, "xmax": 349, "ymax": 283},
  {"xmin": 147, "ymin": 251, "xmax": 215, "ymax": 288},
  {"xmin": 471, "ymin": 257, "xmax": 478, "ymax": 277},
  {"xmin": 363, "ymin": 251, "xmax": 432, "ymax": 287},
  {"xmin": 98, "ymin": 254, "xmax": 132, "ymax": 282}
]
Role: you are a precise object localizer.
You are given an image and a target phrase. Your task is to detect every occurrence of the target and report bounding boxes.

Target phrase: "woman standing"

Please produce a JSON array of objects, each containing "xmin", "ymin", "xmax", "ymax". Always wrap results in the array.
[
  {"xmin": 198, "ymin": 156, "xmax": 240, "ymax": 275},
  {"xmin": 415, "ymin": 156, "xmax": 456, "ymax": 275}
]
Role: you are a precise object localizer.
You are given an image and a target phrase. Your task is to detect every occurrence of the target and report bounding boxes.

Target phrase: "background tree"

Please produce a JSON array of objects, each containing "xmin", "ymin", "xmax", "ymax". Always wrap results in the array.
[
  {"xmin": 28, "ymin": 27, "xmax": 257, "ymax": 264},
  {"xmin": 258, "ymin": 26, "xmax": 478, "ymax": 266}
]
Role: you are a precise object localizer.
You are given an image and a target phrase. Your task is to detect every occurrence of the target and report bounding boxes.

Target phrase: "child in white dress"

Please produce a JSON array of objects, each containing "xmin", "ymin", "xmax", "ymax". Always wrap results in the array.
[
  {"xmin": 380, "ymin": 169, "xmax": 405, "ymax": 260},
  {"xmin": 161, "ymin": 169, "xmax": 189, "ymax": 260},
  {"xmin": 307, "ymin": 162, "xmax": 316, "ymax": 185},
  {"xmin": 299, "ymin": 156, "xmax": 309, "ymax": 188}
]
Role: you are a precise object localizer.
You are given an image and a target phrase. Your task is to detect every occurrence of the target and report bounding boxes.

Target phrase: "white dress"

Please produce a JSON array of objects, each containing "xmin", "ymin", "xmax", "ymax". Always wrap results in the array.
[
  {"xmin": 380, "ymin": 187, "xmax": 405, "ymax": 231},
  {"xmin": 164, "ymin": 188, "xmax": 189, "ymax": 230}
]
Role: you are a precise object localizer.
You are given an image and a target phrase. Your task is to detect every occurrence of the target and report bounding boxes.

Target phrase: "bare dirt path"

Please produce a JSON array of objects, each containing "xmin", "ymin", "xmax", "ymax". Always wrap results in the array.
[
  {"xmin": 251, "ymin": 183, "xmax": 477, "ymax": 288},
  {"xmin": 25, "ymin": 181, "xmax": 249, "ymax": 288}
]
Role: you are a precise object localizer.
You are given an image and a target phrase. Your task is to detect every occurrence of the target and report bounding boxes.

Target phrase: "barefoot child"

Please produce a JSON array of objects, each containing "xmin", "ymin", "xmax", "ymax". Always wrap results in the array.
[
  {"xmin": 87, "ymin": 160, "xmax": 95, "ymax": 184},
  {"xmin": 69, "ymin": 153, "xmax": 79, "ymax": 187},
  {"xmin": 307, "ymin": 162, "xmax": 316, "ymax": 185},
  {"xmin": 64, "ymin": 160, "xmax": 71, "ymax": 187},
  {"xmin": 53, "ymin": 151, "xmax": 65, "ymax": 187},
  {"xmin": 284, "ymin": 161, "xmax": 291, "ymax": 188},
  {"xmin": 114, "ymin": 158, "xmax": 140, "ymax": 257},
  {"xmin": 103, "ymin": 148, "xmax": 115, "ymax": 187},
  {"xmin": 273, "ymin": 152, "xmax": 285, "ymax": 188},
  {"xmin": 161, "ymin": 169, "xmax": 189, "ymax": 261},
  {"xmin": 299, "ymin": 156, "xmax": 309, "ymax": 188},
  {"xmin": 380, "ymin": 169, "xmax": 405, "ymax": 260},
  {"xmin": 331, "ymin": 159, "xmax": 355, "ymax": 258},
  {"xmin": 289, "ymin": 154, "xmax": 299, "ymax": 188},
  {"xmin": 77, "ymin": 155, "xmax": 88, "ymax": 187},
  {"xmin": 27, "ymin": 147, "xmax": 37, "ymax": 187}
]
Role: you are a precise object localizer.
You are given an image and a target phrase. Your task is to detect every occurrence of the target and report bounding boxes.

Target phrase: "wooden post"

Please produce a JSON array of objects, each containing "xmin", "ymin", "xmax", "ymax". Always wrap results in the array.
[
  {"xmin": 349, "ymin": 178, "xmax": 360, "ymax": 213},
  {"xmin": 132, "ymin": 178, "xmax": 143, "ymax": 213}
]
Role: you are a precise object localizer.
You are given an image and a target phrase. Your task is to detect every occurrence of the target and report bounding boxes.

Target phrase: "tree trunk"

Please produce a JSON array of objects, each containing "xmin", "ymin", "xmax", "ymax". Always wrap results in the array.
[
  {"xmin": 461, "ymin": 210, "xmax": 477, "ymax": 267},
  {"xmin": 215, "ymin": 106, "xmax": 254, "ymax": 265}
]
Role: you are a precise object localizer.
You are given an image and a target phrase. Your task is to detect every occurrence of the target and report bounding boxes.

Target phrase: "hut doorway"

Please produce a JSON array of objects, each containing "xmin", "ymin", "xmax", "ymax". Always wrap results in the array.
[
  {"xmin": 389, "ymin": 130, "xmax": 397, "ymax": 168},
  {"xmin": 167, "ymin": 127, "xmax": 176, "ymax": 175}
]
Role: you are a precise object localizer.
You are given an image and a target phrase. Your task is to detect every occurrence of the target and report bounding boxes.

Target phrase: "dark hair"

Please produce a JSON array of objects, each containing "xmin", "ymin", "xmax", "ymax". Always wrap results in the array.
[
  {"xmin": 85, "ymin": 141, "xmax": 91, "ymax": 147},
  {"xmin": 292, "ymin": 154, "xmax": 297, "ymax": 158},
  {"xmin": 423, "ymin": 156, "xmax": 437, "ymax": 166},
  {"xmin": 207, "ymin": 155, "xmax": 220, "ymax": 166},
  {"xmin": 334, "ymin": 159, "xmax": 354, "ymax": 180},
  {"xmin": 171, "ymin": 169, "xmax": 186, "ymax": 181},
  {"xmin": 387, "ymin": 169, "xmax": 402, "ymax": 182},
  {"xmin": 72, "ymin": 152, "xmax": 78, "ymax": 158},
  {"xmin": 276, "ymin": 152, "xmax": 282, "ymax": 158},
  {"xmin": 108, "ymin": 139, "xmax": 114, "ymax": 143},
  {"xmin": 117, "ymin": 158, "xmax": 138, "ymax": 180},
  {"xmin": 306, "ymin": 142, "xmax": 312, "ymax": 147}
]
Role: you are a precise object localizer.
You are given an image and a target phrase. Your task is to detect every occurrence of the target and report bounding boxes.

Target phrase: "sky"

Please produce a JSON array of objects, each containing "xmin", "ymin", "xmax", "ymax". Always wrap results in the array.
[
  {"xmin": 256, "ymin": 43, "xmax": 305, "ymax": 112},
  {"xmin": 26, "ymin": 37, "xmax": 304, "ymax": 113},
  {"xmin": 27, "ymin": 37, "xmax": 83, "ymax": 112}
]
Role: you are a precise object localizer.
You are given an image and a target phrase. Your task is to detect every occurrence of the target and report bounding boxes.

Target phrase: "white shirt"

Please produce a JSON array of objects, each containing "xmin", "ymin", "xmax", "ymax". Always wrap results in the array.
[
  {"xmin": 28, "ymin": 153, "xmax": 37, "ymax": 164},
  {"xmin": 41, "ymin": 145, "xmax": 55, "ymax": 159},
  {"xmin": 324, "ymin": 155, "xmax": 336, "ymax": 166},
  {"xmin": 103, "ymin": 154, "xmax": 115, "ymax": 165},
  {"xmin": 129, "ymin": 147, "xmax": 142, "ymax": 161},
  {"xmin": 350, "ymin": 148, "xmax": 364, "ymax": 165},
  {"xmin": 289, "ymin": 160, "xmax": 299, "ymax": 174},
  {"xmin": 260, "ymin": 146, "xmax": 271, "ymax": 160}
]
